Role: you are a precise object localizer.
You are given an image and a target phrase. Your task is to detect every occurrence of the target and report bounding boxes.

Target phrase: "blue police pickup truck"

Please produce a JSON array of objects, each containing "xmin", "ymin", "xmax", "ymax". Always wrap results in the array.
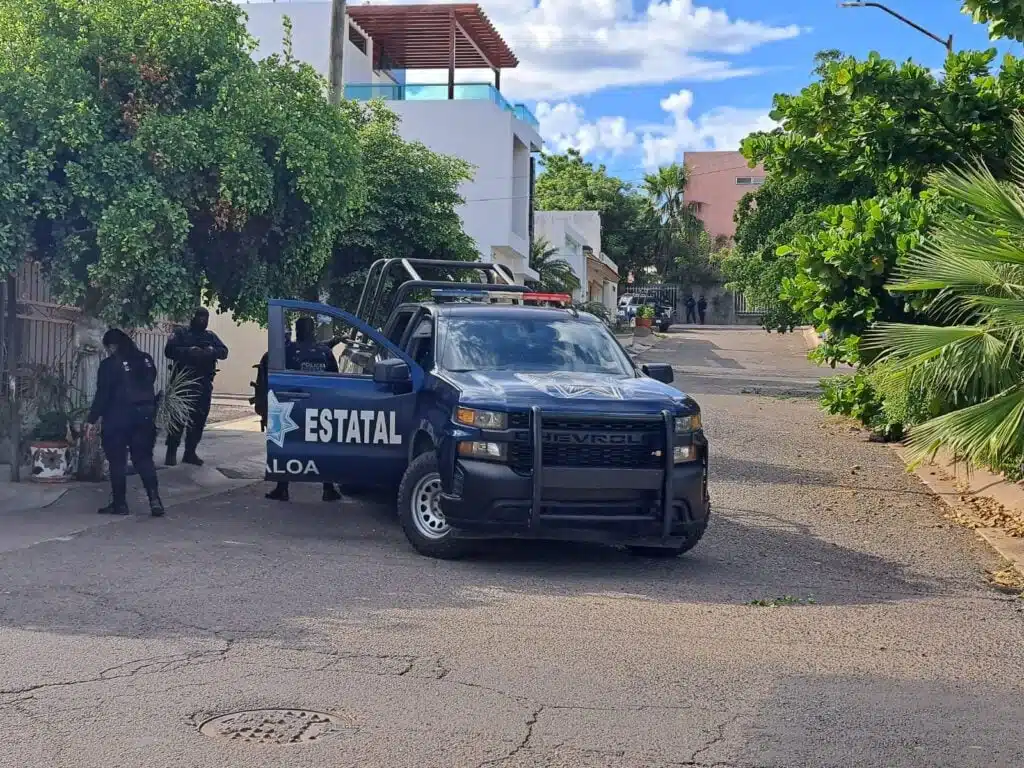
[{"xmin": 263, "ymin": 259, "xmax": 709, "ymax": 560}]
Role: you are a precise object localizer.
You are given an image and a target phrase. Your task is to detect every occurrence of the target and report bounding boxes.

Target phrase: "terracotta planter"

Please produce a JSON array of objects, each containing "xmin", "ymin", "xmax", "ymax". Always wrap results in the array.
[
  {"xmin": 29, "ymin": 441, "xmax": 79, "ymax": 483},
  {"xmin": 635, "ymin": 317, "xmax": 652, "ymax": 328}
]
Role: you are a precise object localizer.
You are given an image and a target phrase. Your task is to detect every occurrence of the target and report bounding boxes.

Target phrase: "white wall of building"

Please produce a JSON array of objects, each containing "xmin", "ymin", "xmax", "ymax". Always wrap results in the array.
[
  {"xmin": 243, "ymin": 1, "xmax": 541, "ymax": 277},
  {"xmin": 244, "ymin": 2, "xmax": 397, "ymax": 86},
  {"xmin": 533, "ymin": 213, "xmax": 588, "ymax": 301}
]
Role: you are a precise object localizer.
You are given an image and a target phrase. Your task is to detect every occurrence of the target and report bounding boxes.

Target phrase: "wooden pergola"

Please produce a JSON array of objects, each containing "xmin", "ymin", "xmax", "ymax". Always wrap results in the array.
[{"xmin": 347, "ymin": 3, "xmax": 518, "ymax": 98}]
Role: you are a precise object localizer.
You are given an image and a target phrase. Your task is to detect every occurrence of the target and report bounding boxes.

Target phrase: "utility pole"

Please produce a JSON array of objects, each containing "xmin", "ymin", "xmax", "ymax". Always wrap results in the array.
[
  {"xmin": 328, "ymin": 0, "xmax": 346, "ymax": 104},
  {"xmin": 839, "ymin": 2, "xmax": 954, "ymax": 54}
]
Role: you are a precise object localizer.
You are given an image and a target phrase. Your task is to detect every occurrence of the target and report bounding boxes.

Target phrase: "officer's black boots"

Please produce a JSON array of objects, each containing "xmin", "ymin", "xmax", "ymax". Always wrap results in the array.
[
  {"xmin": 181, "ymin": 452, "xmax": 203, "ymax": 467},
  {"xmin": 147, "ymin": 489, "xmax": 165, "ymax": 517},
  {"xmin": 99, "ymin": 477, "xmax": 129, "ymax": 515},
  {"xmin": 97, "ymin": 500, "xmax": 130, "ymax": 515},
  {"xmin": 165, "ymin": 444, "xmax": 178, "ymax": 466},
  {"xmin": 266, "ymin": 482, "xmax": 289, "ymax": 501},
  {"xmin": 322, "ymin": 484, "xmax": 341, "ymax": 502}
]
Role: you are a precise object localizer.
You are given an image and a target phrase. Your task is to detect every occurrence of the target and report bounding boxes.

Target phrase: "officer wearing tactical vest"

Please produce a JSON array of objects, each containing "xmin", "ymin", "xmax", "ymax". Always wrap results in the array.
[
  {"xmin": 264, "ymin": 316, "xmax": 342, "ymax": 502},
  {"xmin": 164, "ymin": 307, "xmax": 228, "ymax": 467},
  {"xmin": 84, "ymin": 329, "xmax": 164, "ymax": 516}
]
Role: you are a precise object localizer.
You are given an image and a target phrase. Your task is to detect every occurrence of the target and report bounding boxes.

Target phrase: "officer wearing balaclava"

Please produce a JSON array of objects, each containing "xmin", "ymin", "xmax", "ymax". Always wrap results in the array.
[{"xmin": 164, "ymin": 307, "xmax": 228, "ymax": 466}]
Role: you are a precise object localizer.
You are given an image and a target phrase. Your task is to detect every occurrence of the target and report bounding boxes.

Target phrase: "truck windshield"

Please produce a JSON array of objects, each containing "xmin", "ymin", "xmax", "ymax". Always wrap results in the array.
[{"xmin": 438, "ymin": 316, "xmax": 635, "ymax": 375}]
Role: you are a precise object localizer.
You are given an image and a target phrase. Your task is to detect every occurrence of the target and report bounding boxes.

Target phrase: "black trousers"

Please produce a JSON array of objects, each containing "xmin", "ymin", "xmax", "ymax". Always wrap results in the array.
[
  {"xmin": 685, "ymin": 308, "xmax": 696, "ymax": 323},
  {"xmin": 698, "ymin": 311, "xmax": 706, "ymax": 324},
  {"xmin": 167, "ymin": 375, "xmax": 213, "ymax": 454},
  {"xmin": 103, "ymin": 407, "xmax": 159, "ymax": 504}
]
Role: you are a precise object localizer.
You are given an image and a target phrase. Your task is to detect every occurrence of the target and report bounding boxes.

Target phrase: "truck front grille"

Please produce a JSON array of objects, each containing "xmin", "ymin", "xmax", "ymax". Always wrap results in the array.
[{"xmin": 507, "ymin": 413, "xmax": 665, "ymax": 471}]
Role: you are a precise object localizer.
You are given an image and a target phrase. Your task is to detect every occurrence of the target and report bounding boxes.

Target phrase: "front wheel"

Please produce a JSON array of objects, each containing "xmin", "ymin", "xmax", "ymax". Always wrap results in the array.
[
  {"xmin": 628, "ymin": 512, "xmax": 709, "ymax": 558},
  {"xmin": 658, "ymin": 321, "xmax": 671, "ymax": 333},
  {"xmin": 397, "ymin": 452, "xmax": 471, "ymax": 559}
]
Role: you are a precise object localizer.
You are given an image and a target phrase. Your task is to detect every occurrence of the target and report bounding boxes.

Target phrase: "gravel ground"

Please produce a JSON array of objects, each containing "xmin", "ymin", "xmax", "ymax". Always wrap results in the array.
[
  {"xmin": 1, "ymin": 327, "xmax": 1022, "ymax": 768},
  {"xmin": 207, "ymin": 403, "xmax": 254, "ymax": 425}
]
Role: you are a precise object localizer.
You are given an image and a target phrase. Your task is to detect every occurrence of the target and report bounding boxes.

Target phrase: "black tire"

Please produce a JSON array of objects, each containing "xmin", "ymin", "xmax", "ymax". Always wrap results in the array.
[
  {"xmin": 658, "ymin": 321, "xmax": 671, "ymax": 333},
  {"xmin": 628, "ymin": 511, "xmax": 709, "ymax": 558},
  {"xmin": 397, "ymin": 452, "xmax": 471, "ymax": 560}
]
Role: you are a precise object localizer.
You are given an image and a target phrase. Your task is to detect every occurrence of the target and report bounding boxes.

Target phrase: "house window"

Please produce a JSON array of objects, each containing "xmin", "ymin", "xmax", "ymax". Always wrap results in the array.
[
  {"xmin": 736, "ymin": 176, "xmax": 765, "ymax": 186},
  {"xmin": 349, "ymin": 25, "xmax": 367, "ymax": 53}
]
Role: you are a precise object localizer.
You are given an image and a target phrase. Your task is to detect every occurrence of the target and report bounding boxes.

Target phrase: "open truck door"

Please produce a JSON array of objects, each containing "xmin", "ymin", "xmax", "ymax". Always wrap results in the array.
[{"xmin": 265, "ymin": 299, "xmax": 425, "ymax": 489}]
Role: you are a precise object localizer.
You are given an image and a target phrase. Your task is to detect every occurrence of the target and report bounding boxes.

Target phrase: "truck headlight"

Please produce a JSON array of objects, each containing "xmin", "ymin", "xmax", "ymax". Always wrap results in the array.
[
  {"xmin": 458, "ymin": 441, "xmax": 507, "ymax": 461},
  {"xmin": 455, "ymin": 407, "xmax": 507, "ymax": 430},
  {"xmin": 675, "ymin": 413, "xmax": 701, "ymax": 433}
]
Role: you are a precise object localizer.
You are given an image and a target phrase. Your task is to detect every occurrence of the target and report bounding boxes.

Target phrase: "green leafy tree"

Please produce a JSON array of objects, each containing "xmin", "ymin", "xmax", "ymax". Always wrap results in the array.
[
  {"xmin": 327, "ymin": 101, "xmax": 478, "ymax": 312},
  {"xmin": 963, "ymin": 0, "xmax": 1024, "ymax": 41},
  {"xmin": 779, "ymin": 190, "xmax": 941, "ymax": 366},
  {"xmin": 864, "ymin": 117, "xmax": 1024, "ymax": 469},
  {"xmin": 728, "ymin": 48, "xmax": 1024, "ymax": 349},
  {"xmin": 528, "ymin": 237, "xmax": 580, "ymax": 295},
  {"xmin": 641, "ymin": 163, "xmax": 706, "ymax": 281},
  {"xmin": 535, "ymin": 150, "xmax": 655, "ymax": 281},
  {"xmin": 0, "ymin": 0, "xmax": 361, "ymax": 326}
]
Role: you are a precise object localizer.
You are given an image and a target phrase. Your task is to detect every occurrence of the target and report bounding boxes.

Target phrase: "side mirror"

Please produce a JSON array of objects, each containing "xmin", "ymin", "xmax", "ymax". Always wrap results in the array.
[
  {"xmin": 374, "ymin": 358, "xmax": 411, "ymax": 386},
  {"xmin": 642, "ymin": 363, "xmax": 674, "ymax": 384}
]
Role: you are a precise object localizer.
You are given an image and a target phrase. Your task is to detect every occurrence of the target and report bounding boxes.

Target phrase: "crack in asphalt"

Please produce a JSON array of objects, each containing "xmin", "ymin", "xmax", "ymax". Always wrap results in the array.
[
  {"xmin": 0, "ymin": 639, "xmax": 234, "ymax": 697},
  {"xmin": 688, "ymin": 713, "xmax": 743, "ymax": 764}
]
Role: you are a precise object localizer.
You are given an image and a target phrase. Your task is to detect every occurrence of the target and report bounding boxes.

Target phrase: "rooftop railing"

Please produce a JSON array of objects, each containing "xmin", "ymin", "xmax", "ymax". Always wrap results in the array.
[{"xmin": 346, "ymin": 82, "xmax": 540, "ymax": 131}]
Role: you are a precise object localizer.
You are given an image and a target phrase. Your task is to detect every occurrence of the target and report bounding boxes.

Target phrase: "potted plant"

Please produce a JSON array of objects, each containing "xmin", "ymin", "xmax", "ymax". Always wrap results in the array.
[
  {"xmin": 635, "ymin": 304, "xmax": 655, "ymax": 329},
  {"xmin": 28, "ymin": 410, "xmax": 79, "ymax": 483}
]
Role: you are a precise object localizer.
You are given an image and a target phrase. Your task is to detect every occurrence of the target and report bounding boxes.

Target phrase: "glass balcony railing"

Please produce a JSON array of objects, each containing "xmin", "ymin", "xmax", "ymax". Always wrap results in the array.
[{"xmin": 346, "ymin": 82, "xmax": 540, "ymax": 131}]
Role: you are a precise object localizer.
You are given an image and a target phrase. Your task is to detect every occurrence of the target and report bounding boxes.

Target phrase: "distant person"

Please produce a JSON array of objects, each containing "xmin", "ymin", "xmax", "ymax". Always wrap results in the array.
[
  {"xmin": 84, "ymin": 329, "xmax": 163, "ymax": 516},
  {"xmin": 697, "ymin": 295, "xmax": 708, "ymax": 325},
  {"xmin": 264, "ymin": 317, "xmax": 342, "ymax": 503},
  {"xmin": 164, "ymin": 307, "xmax": 228, "ymax": 467},
  {"xmin": 684, "ymin": 295, "xmax": 697, "ymax": 324}
]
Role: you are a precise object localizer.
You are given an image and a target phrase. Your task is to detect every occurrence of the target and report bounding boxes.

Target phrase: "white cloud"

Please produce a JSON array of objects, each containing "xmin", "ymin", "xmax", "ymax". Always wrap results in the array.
[
  {"xmin": 535, "ymin": 89, "xmax": 778, "ymax": 168},
  {"xmin": 534, "ymin": 102, "xmax": 635, "ymax": 156},
  {"xmin": 369, "ymin": 0, "xmax": 803, "ymax": 100},
  {"xmin": 639, "ymin": 89, "xmax": 779, "ymax": 167}
]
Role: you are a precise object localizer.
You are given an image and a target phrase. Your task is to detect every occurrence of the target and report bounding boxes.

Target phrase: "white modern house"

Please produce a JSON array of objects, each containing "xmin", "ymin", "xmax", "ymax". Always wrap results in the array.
[
  {"xmin": 534, "ymin": 211, "xmax": 618, "ymax": 314},
  {"xmin": 244, "ymin": 1, "xmax": 542, "ymax": 283}
]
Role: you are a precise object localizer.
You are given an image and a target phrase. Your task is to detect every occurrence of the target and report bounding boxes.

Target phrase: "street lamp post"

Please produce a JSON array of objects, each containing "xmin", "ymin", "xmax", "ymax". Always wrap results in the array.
[{"xmin": 838, "ymin": 1, "xmax": 954, "ymax": 54}]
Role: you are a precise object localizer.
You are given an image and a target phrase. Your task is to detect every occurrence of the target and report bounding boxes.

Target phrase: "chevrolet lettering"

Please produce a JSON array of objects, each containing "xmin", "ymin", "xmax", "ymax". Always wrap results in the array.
[{"xmin": 261, "ymin": 259, "xmax": 709, "ymax": 560}]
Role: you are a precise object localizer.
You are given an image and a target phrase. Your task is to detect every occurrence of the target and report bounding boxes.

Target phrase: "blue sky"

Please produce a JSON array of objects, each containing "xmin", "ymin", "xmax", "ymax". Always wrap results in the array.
[{"xmin": 490, "ymin": 0, "xmax": 1020, "ymax": 186}]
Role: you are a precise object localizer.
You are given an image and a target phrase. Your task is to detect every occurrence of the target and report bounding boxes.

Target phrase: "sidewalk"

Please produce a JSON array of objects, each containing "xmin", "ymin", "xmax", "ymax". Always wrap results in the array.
[{"xmin": 0, "ymin": 416, "xmax": 264, "ymax": 554}]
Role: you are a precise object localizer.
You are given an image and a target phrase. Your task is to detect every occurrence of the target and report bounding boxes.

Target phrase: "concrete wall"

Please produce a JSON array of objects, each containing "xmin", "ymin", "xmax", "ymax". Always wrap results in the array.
[
  {"xmin": 207, "ymin": 307, "xmax": 266, "ymax": 398},
  {"xmin": 243, "ymin": 1, "xmax": 396, "ymax": 86},
  {"xmin": 390, "ymin": 99, "xmax": 515, "ymax": 260},
  {"xmin": 682, "ymin": 151, "xmax": 765, "ymax": 240}
]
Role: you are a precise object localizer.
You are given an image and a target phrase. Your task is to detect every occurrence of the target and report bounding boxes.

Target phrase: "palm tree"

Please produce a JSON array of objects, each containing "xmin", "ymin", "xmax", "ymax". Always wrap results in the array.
[
  {"xmin": 529, "ymin": 237, "xmax": 580, "ymax": 294},
  {"xmin": 863, "ymin": 115, "xmax": 1024, "ymax": 469},
  {"xmin": 642, "ymin": 163, "xmax": 704, "ymax": 279}
]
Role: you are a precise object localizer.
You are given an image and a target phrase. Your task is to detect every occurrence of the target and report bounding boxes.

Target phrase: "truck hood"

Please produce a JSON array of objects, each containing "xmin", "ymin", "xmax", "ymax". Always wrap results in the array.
[{"xmin": 439, "ymin": 370, "xmax": 699, "ymax": 415}]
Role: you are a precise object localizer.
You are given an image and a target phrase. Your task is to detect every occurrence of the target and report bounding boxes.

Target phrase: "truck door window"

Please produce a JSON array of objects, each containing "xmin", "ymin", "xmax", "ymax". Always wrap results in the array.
[
  {"xmin": 407, "ymin": 318, "xmax": 435, "ymax": 371},
  {"xmin": 386, "ymin": 309, "xmax": 415, "ymax": 347},
  {"xmin": 277, "ymin": 310, "xmax": 387, "ymax": 378}
]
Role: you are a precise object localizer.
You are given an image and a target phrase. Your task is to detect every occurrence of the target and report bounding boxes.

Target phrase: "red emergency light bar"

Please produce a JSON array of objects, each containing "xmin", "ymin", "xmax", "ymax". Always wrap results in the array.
[{"xmin": 522, "ymin": 292, "xmax": 572, "ymax": 306}]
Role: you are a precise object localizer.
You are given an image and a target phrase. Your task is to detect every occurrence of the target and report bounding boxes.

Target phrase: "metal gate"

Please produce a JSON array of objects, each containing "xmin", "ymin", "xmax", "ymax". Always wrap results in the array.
[{"xmin": 5, "ymin": 260, "xmax": 174, "ymax": 409}]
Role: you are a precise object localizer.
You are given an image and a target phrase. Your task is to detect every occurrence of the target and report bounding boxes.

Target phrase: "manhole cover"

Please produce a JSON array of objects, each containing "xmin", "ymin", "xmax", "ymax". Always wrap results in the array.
[{"xmin": 199, "ymin": 709, "xmax": 344, "ymax": 744}]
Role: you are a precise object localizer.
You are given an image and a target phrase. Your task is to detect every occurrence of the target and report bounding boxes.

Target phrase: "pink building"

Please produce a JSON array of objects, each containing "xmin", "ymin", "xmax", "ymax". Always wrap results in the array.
[{"xmin": 682, "ymin": 151, "xmax": 766, "ymax": 241}]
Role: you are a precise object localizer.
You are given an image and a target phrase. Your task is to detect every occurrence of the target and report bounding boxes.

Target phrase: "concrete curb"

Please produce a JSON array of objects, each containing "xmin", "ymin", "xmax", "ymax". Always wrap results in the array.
[{"xmin": 893, "ymin": 445, "xmax": 1024, "ymax": 578}]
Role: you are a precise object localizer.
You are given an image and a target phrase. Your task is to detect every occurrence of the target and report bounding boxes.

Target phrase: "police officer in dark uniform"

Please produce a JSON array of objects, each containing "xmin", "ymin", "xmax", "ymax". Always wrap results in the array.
[
  {"xmin": 84, "ymin": 329, "xmax": 164, "ymax": 516},
  {"xmin": 164, "ymin": 307, "xmax": 228, "ymax": 466},
  {"xmin": 266, "ymin": 316, "xmax": 341, "ymax": 502}
]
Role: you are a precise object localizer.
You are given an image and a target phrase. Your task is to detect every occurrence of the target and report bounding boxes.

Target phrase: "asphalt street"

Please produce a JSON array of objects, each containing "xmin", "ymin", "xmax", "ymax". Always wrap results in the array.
[{"xmin": 2, "ymin": 327, "xmax": 1023, "ymax": 768}]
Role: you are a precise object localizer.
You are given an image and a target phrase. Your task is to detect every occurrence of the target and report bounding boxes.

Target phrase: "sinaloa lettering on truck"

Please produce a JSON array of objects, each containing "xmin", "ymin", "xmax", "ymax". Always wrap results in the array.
[{"xmin": 266, "ymin": 458, "xmax": 320, "ymax": 475}]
